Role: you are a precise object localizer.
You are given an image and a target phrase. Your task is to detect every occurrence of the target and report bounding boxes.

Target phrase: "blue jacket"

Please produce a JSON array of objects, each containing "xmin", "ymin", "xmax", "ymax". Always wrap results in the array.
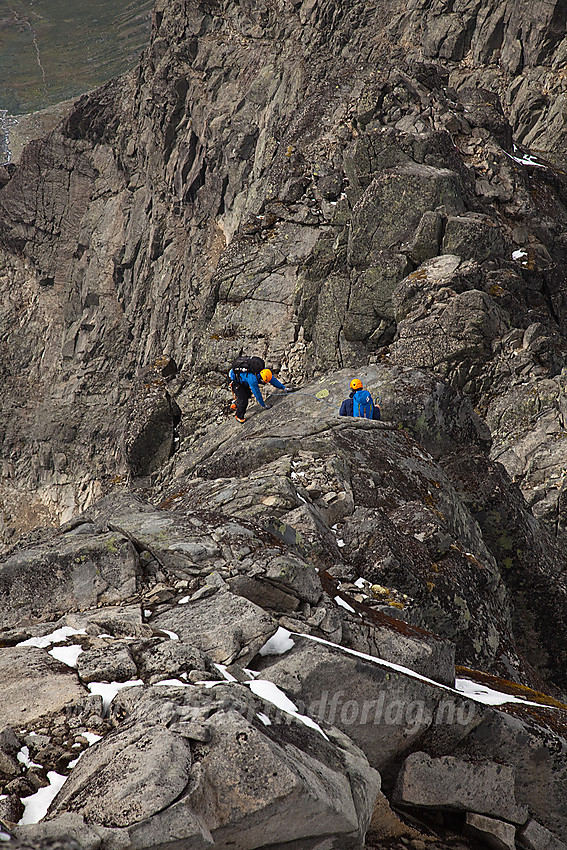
[
  {"xmin": 339, "ymin": 390, "xmax": 381, "ymax": 419},
  {"xmin": 229, "ymin": 369, "xmax": 285, "ymax": 408}
]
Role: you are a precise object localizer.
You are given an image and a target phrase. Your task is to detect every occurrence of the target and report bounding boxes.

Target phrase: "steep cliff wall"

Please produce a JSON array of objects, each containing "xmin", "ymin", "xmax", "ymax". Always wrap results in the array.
[
  {"xmin": 2, "ymin": 3, "xmax": 567, "ymax": 846},
  {"xmin": 0, "ymin": 0, "xmax": 566, "ymax": 540}
]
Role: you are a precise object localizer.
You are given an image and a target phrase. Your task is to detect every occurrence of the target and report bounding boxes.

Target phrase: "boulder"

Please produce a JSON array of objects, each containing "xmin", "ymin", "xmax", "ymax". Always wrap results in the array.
[
  {"xmin": 0, "ymin": 792, "xmax": 23, "ymax": 824},
  {"xmin": 152, "ymin": 590, "xmax": 277, "ymax": 666},
  {"xmin": 519, "ymin": 818, "xmax": 567, "ymax": 850},
  {"xmin": 11, "ymin": 813, "xmax": 103, "ymax": 850},
  {"xmin": 442, "ymin": 213, "xmax": 507, "ymax": 263},
  {"xmin": 49, "ymin": 721, "xmax": 192, "ymax": 828},
  {"xmin": 41, "ymin": 684, "xmax": 380, "ymax": 850},
  {"xmin": 76, "ymin": 644, "xmax": 137, "ymax": 684},
  {"xmin": 134, "ymin": 639, "xmax": 209, "ymax": 685},
  {"xmin": 342, "ymin": 619, "xmax": 455, "ymax": 687},
  {"xmin": 348, "ymin": 163, "xmax": 465, "ymax": 269},
  {"xmin": 390, "ymin": 259, "xmax": 509, "ymax": 388},
  {"xmin": 460, "ymin": 709, "xmax": 567, "ymax": 840},
  {"xmin": 228, "ymin": 574, "xmax": 302, "ymax": 613},
  {"xmin": 457, "ymin": 88, "xmax": 513, "ymax": 149},
  {"xmin": 440, "ymin": 448, "xmax": 567, "ymax": 694},
  {"xmin": 392, "ymin": 751, "xmax": 527, "ymax": 824},
  {"xmin": 255, "ymin": 635, "xmax": 482, "ymax": 774},
  {"xmin": 407, "ymin": 210, "xmax": 445, "ymax": 264},
  {"xmin": 122, "ymin": 359, "xmax": 181, "ymax": 478},
  {"xmin": 0, "ymin": 647, "xmax": 87, "ymax": 727},
  {"xmin": 0, "ymin": 532, "xmax": 139, "ymax": 629},
  {"xmin": 464, "ymin": 812, "xmax": 517, "ymax": 850},
  {"xmin": 343, "ymin": 253, "xmax": 411, "ymax": 341},
  {"xmin": 63, "ymin": 603, "xmax": 149, "ymax": 639}
]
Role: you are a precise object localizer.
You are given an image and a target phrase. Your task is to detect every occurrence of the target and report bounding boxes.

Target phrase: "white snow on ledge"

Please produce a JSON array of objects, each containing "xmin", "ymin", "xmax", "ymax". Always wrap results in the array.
[
  {"xmin": 512, "ymin": 249, "xmax": 527, "ymax": 261},
  {"xmin": 48, "ymin": 645, "xmax": 83, "ymax": 668},
  {"xmin": 81, "ymin": 732, "xmax": 102, "ymax": 746},
  {"xmin": 454, "ymin": 678, "xmax": 551, "ymax": 708},
  {"xmin": 292, "ymin": 632, "xmax": 558, "ymax": 710},
  {"xmin": 17, "ymin": 746, "xmax": 41, "ymax": 769},
  {"xmin": 197, "ymin": 668, "xmax": 329, "ymax": 739},
  {"xmin": 506, "ymin": 148, "xmax": 547, "ymax": 169},
  {"xmin": 87, "ymin": 680, "xmax": 144, "ymax": 714},
  {"xmin": 247, "ymin": 679, "xmax": 329, "ymax": 740},
  {"xmin": 158, "ymin": 629, "xmax": 179, "ymax": 641},
  {"xmin": 334, "ymin": 595, "xmax": 355, "ymax": 613},
  {"xmin": 17, "ymin": 626, "xmax": 87, "ymax": 649},
  {"xmin": 259, "ymin": 627, "xmax": 295, "ymax": 656}
]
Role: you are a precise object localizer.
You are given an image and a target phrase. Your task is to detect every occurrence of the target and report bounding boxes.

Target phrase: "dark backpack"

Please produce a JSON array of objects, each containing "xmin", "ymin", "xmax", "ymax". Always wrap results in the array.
[
  {"xmin": 352, "ymin": 389, "xmax": 374, "ymax": 418},
  {"xmin": 231, "ymin": 355, "xmax": 265, "ymax": 378}
]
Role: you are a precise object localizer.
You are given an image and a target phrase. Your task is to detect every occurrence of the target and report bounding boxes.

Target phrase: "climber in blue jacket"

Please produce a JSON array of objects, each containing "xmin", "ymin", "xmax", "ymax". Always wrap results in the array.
[
  {"xmin": 229, "ymin": 366, "xmax": 286, "ymax": 423},
  {"xmin": 339, "ymin": 379, "xmax": 381, "ymax": 419}
]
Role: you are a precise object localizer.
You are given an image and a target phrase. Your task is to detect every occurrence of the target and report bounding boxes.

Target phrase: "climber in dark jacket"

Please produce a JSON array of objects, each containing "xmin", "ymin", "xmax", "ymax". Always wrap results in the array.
[
  {"xmin": 339, "ymin": 379, "xmax": 381, "ymax": 419},
  {"xmin": 229, "ymin": 367, "xmax": 286, "ymax": 422}
]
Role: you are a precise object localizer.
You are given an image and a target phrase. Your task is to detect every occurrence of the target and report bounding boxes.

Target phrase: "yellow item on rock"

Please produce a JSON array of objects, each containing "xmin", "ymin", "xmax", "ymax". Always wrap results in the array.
[
  {"xmin": 260, "ymin": 369, "xmax": 273, "ymax": 382},
  {"xmin": 350, "ymin": 378, "xmax": 363, "ymax": 391}
]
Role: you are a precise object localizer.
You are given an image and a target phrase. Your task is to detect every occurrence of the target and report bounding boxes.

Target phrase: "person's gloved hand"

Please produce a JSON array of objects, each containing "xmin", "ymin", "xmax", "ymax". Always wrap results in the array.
[
  {"xmin": 263, "ymin": 403, "xmax": 272, "ymax": 409},
  {"xmin": 284, "ymin": 386, "xmax": 295, "ymax": 393}
]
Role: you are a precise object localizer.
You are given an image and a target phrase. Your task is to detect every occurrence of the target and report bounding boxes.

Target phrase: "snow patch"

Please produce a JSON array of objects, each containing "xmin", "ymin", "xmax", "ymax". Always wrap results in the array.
[
  {"xmin": 19, "ymin": 772, "xmax": 68, "ymax": 824},
  {"xmin": 87, "ymin": 680, "xmax": 144, "ymax": 714},
  {"xmin": 259, "ymin": 627, "xmax": 295, "ymax": 656},
  {"xmin": 334, "ymin": 596, "xmax": 355, "ymax": 613},
  {"xmin": 243, "ymin": 668, "xmax": 260, "ymax": 678},
  {"xmin": 214, "ymin": 664, "xmax": 238, "ymax": 682},
  {"xmin": 257, "ymin": 712, "xmax": 272, "ymax": 726},
  {"xmin": 454, "ymin": 678, "xmax": 548, "ymax": 708},
  {"xmin": 17, "ymin": 627, "xmax": 86, "ymax": 649},
  {"xmin": 48, "ymin": 645, "xmax": 83, "ymax": 668},
  {"xmin": 507, "ymin": 150, "xmax": 547, "ymax": 169},
  {"xmin": 82, "ymin": 732, "xmax": 102, "ymax": 746},
  {"xmin": 248, "ymin": 679, "xmax": 329, "ymax": 740},
  {"xmin": 17, "ymin": 747, "xmax": 41, "ymax": 769},
  {"xmin": 158, "ymin": 629, "xmax": 179, "ymax": 641}
]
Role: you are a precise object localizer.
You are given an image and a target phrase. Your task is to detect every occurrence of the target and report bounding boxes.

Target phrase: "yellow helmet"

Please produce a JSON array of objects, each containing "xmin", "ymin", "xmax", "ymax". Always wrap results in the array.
[
  {"xmin": 350, "ymin": 378, "xmax": 363, "ymax": 391},
  {"xmin": 260, "ymin": 368, "xmax": 273, "ymax": 383}
]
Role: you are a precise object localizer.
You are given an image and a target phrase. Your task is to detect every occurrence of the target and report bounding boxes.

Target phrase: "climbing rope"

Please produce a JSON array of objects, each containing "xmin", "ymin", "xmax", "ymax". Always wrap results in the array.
[
  {"xmin": 267, "ymin": 389, "xmax": 337, "ymax": 409},
  {"xmin": 269, "ymin": 388, "xmax": 382, "ymax": 410}
]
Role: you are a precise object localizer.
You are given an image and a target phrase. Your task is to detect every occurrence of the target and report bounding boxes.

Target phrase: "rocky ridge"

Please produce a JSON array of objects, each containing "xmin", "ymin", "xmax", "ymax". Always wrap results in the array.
[
  {"xmin": 1, "ymin": 0, "xmax": 567, "ymax": 846},
  {"xmin": 1, "ymin": 373, "xmax": 567, "ymax": 848}
]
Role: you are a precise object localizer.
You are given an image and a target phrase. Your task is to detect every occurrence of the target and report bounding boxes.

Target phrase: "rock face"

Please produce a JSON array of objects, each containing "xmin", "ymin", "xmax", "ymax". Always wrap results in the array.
[
  {"xmin": 0, "ymin": 647, "xmax": 87, "ymax": 728},
  {"xmin": 46, "ymin": 685, "xmax": 380, "ymax": 849},
  {"xmin": 393, "ymin": 752, "xmax": 527, "ymax": 824},
  {"xmin": 0, "ymin": 532, "xmax": 139, "ymax": 629},
  {"xmin": 2, "ymin": 0, "xmax": 567, "ymax": 847},
  {"xmin": 0, "ymin": 0, "xmax": 566, "ymax": 551},
  {"xmin": 0, "ymin": 484, "xmax": 566, "ymax": 849}
]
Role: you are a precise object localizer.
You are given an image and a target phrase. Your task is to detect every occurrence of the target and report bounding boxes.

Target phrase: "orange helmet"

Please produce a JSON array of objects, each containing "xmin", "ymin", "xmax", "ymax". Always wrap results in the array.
[
  {"xmin": 260, "ymin": 368, "xmax": 273, "ymax": 383},
  {"xmin": 350, "ymin": 378, "xmax": 363, "ymax": 391}
]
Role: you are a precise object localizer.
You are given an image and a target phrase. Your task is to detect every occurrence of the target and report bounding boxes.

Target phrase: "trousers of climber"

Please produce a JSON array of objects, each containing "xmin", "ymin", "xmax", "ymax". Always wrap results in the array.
[
  {"xmin": 339, "ymin": 378, "xmax": 381, "ymax": 420},
  {"xmin": 228, "ymin": 365, "xmax": 287, "ymax": 423}
]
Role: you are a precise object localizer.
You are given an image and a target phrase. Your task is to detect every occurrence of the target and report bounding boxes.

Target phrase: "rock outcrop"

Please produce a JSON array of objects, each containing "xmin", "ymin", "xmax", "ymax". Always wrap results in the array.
[
  {"xmin": 2, "ymin": 0, "xmax": 567, "ymax": 846},
  {"xmin": 0, "ymin": 0, "xmax": 566, "ymax": 548}
]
